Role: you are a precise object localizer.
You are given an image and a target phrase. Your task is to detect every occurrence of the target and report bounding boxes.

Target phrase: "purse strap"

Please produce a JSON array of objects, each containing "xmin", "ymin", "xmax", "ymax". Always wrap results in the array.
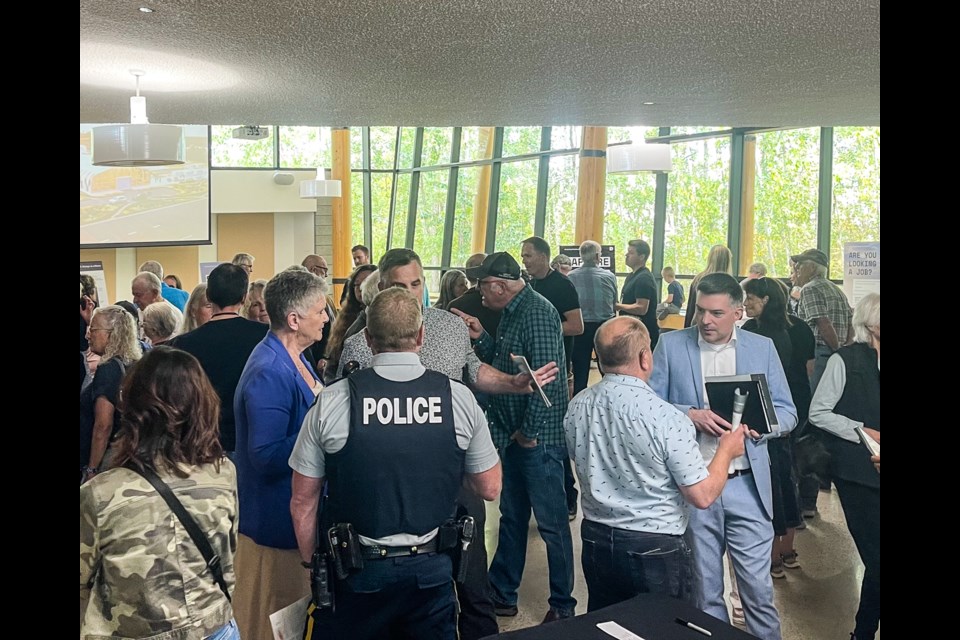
[{"xmin": 130, "ymin": 465, "xmax": 231, "ymax": 601}]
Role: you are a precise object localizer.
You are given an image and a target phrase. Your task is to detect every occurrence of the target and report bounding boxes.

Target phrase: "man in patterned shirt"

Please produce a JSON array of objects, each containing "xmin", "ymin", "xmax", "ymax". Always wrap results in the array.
[
  {"xmin": 455, "ymin": 251, "xmax": 576, "ymax": 623},
  {"xmin": 564, "ymin": 316, "xmax": 746, "ymax": 610},
  {"xmin": 791, "ymin": 248, "xmax": 852, "ymax": 390}
]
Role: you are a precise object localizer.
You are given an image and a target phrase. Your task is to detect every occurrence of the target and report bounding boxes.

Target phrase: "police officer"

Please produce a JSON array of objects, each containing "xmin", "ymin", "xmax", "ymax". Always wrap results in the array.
[{"xmin": 290, "ymin": 287, "xmax": 502, "ymax": 640}]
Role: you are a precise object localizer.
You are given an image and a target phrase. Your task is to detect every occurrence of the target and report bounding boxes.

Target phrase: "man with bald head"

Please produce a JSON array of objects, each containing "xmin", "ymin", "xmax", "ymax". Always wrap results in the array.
[
  {"xmin": 301, "ymin": 254, "xmax": 329, "ymax": 278},
  {"xmin": 564, "ymin": 316, "xmax": 746, "ymax": 610}
]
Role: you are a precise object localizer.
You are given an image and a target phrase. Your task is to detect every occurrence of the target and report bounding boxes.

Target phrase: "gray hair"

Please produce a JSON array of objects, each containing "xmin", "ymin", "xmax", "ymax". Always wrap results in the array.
[
  {"xmin": 91, "ymin": 306, "xmax": 142, "ymax": 365},
  {"xmin": 748, "ymin": 262, "xmax": 768, "ymax": 277},
  {"xmin": 264, "ymin": 269, "xmax": 328, "ymax": 332},
  {"xmin": 852, "ymin": 293, "xmax": 880, "ymax": 344},
  {"xmin": 366, "ymin": 287, "xmax": 423, "ymax": 352},
  {"xmin": 360, "ymin": 270, "xmax": 382, "ymax": 306},
  {"xmin": 812, "ymin": 262, "xmax": 828, "ymax": 279},
  {"xmin": 579, "ymin": 240, "xmax": 601, "ymax": 264},
  {"xmin": 133, "ymin": 271, "xmax": 163, "ymax": 293},
  {"xmin": 231, "ymin": 252, "xmax": 255, "ymax": 267},
  {"xmin": 138, "ymin": 260, "xmax": 164, "ymax": 278},
  {"xmin": 142, "ymin": 302, "xmax": 183, "ymax": 343}
]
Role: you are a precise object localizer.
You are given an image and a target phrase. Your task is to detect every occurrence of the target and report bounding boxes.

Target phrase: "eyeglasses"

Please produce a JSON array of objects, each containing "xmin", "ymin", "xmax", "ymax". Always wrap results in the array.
[
  {"xmin": 89, "ymin": 327, "xmax": 112, "ymax": 333},
  {"xmin": 311, "ymin": 265, "xmax": 329, "ymax": 276}
]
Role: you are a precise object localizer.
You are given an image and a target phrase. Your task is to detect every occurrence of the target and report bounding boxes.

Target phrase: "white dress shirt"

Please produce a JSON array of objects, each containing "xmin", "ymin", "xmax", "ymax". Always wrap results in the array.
[{"xmin": 698, "ymin": 328, "xmax": 749, "ymax": 472}]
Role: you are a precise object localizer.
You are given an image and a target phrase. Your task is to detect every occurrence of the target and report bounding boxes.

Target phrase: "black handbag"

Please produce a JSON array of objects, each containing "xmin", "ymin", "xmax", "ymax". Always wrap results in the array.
[{"xmin": 130, "ymin": 466, "xmax": 232, "ymax": 601}]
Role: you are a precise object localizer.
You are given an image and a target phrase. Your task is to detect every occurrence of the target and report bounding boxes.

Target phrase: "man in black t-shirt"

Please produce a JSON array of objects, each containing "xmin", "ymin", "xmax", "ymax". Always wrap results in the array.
[
  {"xmin": 520, "ymin": 236, "xmax": 584, "ymax": 361},
  {"xmin": 449, "ymin": 252, "xmax": 503, "ymax": 338},
  {"xmin": 616, "ymin": 238, "xmax": 660, "ymax": 349},
  {"xmin": 169, "ymin": 264, "xmax": 268, "ymax": 454}
]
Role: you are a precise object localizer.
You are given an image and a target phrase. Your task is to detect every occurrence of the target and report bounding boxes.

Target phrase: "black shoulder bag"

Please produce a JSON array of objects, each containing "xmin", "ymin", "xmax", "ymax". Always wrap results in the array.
[{"xmin": 130, "ymin": 466, "xmax": 232, "ymax": 601}]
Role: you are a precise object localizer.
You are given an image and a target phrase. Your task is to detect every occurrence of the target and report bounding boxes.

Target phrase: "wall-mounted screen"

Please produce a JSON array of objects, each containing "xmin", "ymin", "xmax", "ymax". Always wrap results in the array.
[{"xmin": 80, "ymin": 124, "xmax": 210, "ymax": 248}]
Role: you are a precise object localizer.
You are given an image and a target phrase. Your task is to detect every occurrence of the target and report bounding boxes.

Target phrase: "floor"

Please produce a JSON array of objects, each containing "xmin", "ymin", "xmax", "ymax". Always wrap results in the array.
[{"xmin": 483, "ymin": 370, "xmax": 876, "ymax": 639}]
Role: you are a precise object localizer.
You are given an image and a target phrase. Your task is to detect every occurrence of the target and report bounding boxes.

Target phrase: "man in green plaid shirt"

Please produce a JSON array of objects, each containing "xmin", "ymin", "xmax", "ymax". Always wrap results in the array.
[{"xmin": 454, "ymin": 252, "xmax": 577, "ymax": 623}]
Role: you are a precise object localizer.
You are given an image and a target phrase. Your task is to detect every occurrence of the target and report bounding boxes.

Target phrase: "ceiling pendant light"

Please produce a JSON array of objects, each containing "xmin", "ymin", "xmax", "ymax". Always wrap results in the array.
[
  {"xmin": 300, "ymin": 127, "xmax": 342, "ymax": 198},
  {"xmin": 92, "ymin": 70, "xmax": 185, "ymax": 167}
]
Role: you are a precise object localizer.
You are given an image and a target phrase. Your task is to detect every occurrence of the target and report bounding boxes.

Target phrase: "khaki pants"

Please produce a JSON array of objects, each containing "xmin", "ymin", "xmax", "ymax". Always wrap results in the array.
[{"xmin": 233, "ymin": 534, "xmax": 310, "ymax": 640}]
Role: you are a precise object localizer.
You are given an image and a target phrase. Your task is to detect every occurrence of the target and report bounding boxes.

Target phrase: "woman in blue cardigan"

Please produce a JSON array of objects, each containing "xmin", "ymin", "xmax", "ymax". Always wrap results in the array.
[{"xmin": 233, "ymin": 267, "xmax": 328, "ymax": 640}]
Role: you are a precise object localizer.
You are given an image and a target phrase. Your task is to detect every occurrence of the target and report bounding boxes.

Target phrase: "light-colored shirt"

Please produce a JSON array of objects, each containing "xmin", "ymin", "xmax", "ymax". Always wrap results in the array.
[
  {"xmin": 290, "ymin": 351, "xmax": 499, "ymax": 546},
  {"xmin": 336, "ymin": 307, "xmax": 482, "ymax": 383},
  {"xmin": 698, "ymin": 328, "xmax": 749, "ymax": 472},
  {"xmin": 564, "ymin": 373, "xmax": 708, "ymax": 535},
  {"xmin": 808, "ymin": 351, "xmax": 880, "ymax": 443},
  {"xmin": 567, "ymin": 264, "xmax": 618, "ymax": 323}
]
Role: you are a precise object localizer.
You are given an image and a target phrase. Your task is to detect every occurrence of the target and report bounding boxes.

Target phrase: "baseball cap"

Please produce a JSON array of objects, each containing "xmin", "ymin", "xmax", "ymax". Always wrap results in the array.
[
  {"xmin": 464, "ymin": 251, "xmax": 522, "ymax": 281},
  {"xmin": 790, "ymin": 249, "xmax": 829, "ymax": 268}
]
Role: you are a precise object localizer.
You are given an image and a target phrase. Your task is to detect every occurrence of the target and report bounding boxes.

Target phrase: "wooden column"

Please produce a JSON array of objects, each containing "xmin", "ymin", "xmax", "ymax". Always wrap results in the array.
[
  {"xmin": 331, "ymin": 127, "xmax": 352, "ymax": 303},
  {"xmin": 471, "ymin": 127, "xmax": 496, "ymax": 254},
  {"xmin": 739, "ymin": 135, "xmax": 757, "ymax": 274},
  {"xmin": 575, "ymin": 126, "xmax": 607, "ymax": 243}
]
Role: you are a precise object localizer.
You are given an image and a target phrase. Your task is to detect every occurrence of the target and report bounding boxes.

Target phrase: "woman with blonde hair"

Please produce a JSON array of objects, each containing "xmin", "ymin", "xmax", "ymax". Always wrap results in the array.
[
  {"xmin": 80, "ymin": 305, "xmax": 142, "ymax": 482},
  {"xmin": 181, "ymin": 283, "xmax": 213, "ymax": 334},
  {"xmin": 324, "ymin": 264, "xmax": 377, "ymax": 384},
  {"xmin": 80, "ymin": 347, "xmax": 240, "ymax": 640},
  {"xmin": 684, "ymin": 244, "xmax": 734, "ymax": 327},
  {"xmin": 242, "ymin": 279, "xmax": 270, "ymax": 324},
  {"xmin": 436, "ymin": 268, "xmax": 469, "ymax": 310}
]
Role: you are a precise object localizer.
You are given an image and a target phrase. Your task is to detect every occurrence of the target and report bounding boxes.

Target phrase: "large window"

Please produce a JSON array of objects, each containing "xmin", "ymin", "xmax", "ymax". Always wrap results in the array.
[
  {"xmin": 413, "ymin": 170, "xmax": 448, "ymax": 266},
  {"xmin": 495, "ymin": 160, "xmax": 539, "ymax": 252},
  {"xmin": 502, "ymin": 127, "xmax": 542, "ymax": 157},
  {"xmin": 831, "ymin": 127, "xmax": 880, "ymax": 276},
  {"xmin": 451, "ymin": 167, "xmax": 483, "ymax": 267},
  {"xmin": 461, "ymin": 127, "xmax": 494, "ymax": 162},
  {"xmin": 391, "ymin": 174, "xmax": 412, "ymax": 249},
  {"xmin": 604, "ymin": 172, "xmax": 657, "ymax": 271},
  {"xmin": 279, "ymin": 126, "xmax": 328, "ymax": 169},
  {"xmin": 421, "ymin": 128, "xmax": 453, "ymax": 167},
  {"xmin": 369, "ymin": 173, "xmax": 394, "ymax": 260},
  {"xmin": 663, "ymin": 135, "xmax": 731, "ymax": 276},
  {"xmin": 751, "ymin": 128, "xmax": 820, "ymax": 277},
  {"xmin": 544, "ymin": 154, "xmax": 579, "ymax": 253}
]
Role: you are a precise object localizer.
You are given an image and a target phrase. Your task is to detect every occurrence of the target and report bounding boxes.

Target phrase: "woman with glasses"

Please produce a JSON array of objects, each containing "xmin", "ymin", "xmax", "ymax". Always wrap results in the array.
[
  {"xmin": 233, "ymin": 268, "xmax": 328, "ymax": 640},
  {"xmin": 231, "ymin": 252, "xmax": 255, "ymax": 274},
  {"xmin": 80, "ymin": 306, "xmax": 142, "ymax": 483},
  {"xmin": 80, "ymin": 347, "xmax": 240, "ymax": 640}
]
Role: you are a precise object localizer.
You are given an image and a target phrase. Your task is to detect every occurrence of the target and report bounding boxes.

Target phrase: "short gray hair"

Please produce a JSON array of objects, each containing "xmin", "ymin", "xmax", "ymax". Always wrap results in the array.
[
  {"xmin": 579, "ymin": 240, "xmax": 601, "ymax": 264},
  {"xmin": 360, "ymin": 270, "xmax": 381, "ymax": 306},
  {"xmin": 138, "ymin": 260, "xmax": 164, "ymax": 278},
  {"xmin": 264, "ymin": 269, "xmax": 328, "ymax": 331},
  {"xmin": 852, "ymin": 293, "xmax": 880, "ymax": 344},
  {"xmin": 748, "ymin": 262, "xmax": 768, "ymax": 276},
  {"xmin": 232, "ymin": 252, "xmax": 255, "ymax": 267},
  {"xmin": 812, "ymin": 262, "xmax": 828, "ymax": 279},
  {"xmin": 366, "ymin": 287, "xmax": 423, "ymax": 352},
  {"xmin": 142, "ymin": 302, "xmax": 183, "ymax": 343},
  {"xmin": 134, "ymin": 271, "xmax": 162, "ymax": 293}
]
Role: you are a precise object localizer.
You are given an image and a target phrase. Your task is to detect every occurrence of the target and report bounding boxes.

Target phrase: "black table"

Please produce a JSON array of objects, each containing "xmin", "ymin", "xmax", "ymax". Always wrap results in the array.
[{"xmin": 482, "ymin": 594, "xmax": 757, "ymax": 639}]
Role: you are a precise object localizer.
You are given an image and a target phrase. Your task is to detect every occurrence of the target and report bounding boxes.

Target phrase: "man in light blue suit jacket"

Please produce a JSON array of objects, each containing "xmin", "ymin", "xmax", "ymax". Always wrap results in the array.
[{"xmin": 651, "ymin": 273, "xmax": 796, "ymax": 640}]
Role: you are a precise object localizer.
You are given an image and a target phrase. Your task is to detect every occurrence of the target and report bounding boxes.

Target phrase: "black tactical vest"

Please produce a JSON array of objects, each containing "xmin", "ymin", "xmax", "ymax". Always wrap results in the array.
[{"xmin": 326, "ymin": 367, "xmax": 465, "ymax": 538}]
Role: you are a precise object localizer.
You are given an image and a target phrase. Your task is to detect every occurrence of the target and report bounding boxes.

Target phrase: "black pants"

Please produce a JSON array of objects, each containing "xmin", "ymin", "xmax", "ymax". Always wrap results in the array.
[
  {"xmin": 834, "ymin": 479, "xmax": 881, "ymax": 639},
  {"xmin": 572, "ymin": 321, "xmax": 603, "ymax": 397},
  {"xmin": 455, "ymin": 487, "xmax": 498, "ymax": 640}
]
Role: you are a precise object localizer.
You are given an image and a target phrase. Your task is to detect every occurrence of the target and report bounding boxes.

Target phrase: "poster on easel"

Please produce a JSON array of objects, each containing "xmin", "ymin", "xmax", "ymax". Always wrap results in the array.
[
  {"xmin": 843, "ymin": 242, "xmax": 880, "ymax": 306},
  {"xmin": 80, "ymin": 260, "xmax": 110, "ymax": 306}
]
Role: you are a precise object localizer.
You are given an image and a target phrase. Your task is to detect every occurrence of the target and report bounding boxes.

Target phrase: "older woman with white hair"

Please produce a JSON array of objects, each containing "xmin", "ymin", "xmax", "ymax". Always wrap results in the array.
[
  {"xmin": 809, "ymin": 292, "xmax": 880, "ymax": 640},
  {"xmin": 232, "ymin": 268, "xmax": 328, "ymax": 640},
  {"xmin": 141, "ymin": 301, "xmax": 183, "ymax": 347},
  {"xmin": 80, "ymin": 305, "xmax": 142, "ymax": 482}
]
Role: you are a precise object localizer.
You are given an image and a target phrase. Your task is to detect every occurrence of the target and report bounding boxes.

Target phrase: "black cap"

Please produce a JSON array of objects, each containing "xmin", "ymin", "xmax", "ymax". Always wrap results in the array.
[
  {"xmin": 790, "ymin": 249, "xmax": 829, "ymax": 268},
  {"xmin": 464, "ymin": 252, "xmax": 522, "ymax": 281}
]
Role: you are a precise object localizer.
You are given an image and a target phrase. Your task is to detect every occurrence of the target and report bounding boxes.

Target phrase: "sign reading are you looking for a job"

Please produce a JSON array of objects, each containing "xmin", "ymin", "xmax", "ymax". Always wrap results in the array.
[{"xmin": 843, "ymin": 242, "xmax": 880, "ymax": 306}]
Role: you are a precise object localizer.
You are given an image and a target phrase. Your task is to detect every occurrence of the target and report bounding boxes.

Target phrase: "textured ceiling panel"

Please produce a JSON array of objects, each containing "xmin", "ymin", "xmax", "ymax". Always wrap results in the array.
[{"xmin": 79, "ymin": 0, "xmax": 880, "ymax": 126}]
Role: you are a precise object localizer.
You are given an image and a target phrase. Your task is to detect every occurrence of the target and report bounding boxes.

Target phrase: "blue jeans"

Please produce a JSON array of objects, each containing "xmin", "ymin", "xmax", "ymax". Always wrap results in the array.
[
  {"xmin": 206, "ymin": 619, "xmax": 240, "ymax": 640},
  {"xmin": 488, "ymin": 442, "xmax": 577, "ymax": 617},
  {"xmin": 580, "ymin": 520, "xmax": 693, "ymax": 612}
]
